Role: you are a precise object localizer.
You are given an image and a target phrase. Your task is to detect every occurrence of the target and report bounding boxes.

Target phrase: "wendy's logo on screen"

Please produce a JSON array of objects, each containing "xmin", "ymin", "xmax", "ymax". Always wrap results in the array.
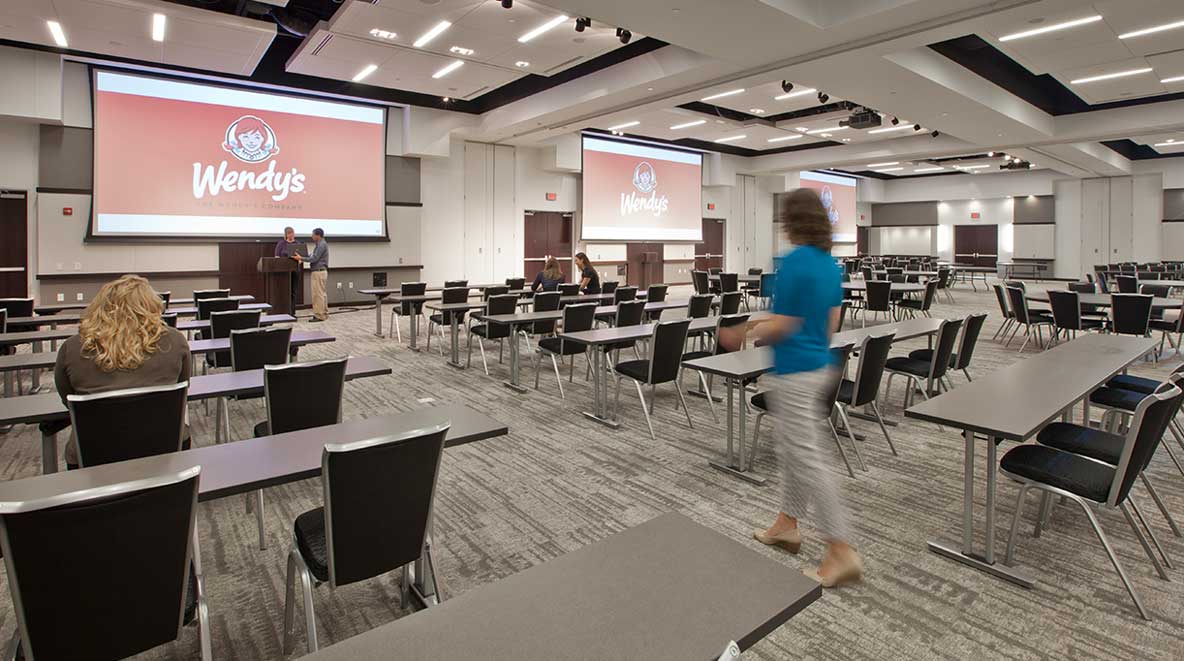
[
  {"xmin": 632, "ymin": 162, "xmax": 658, "ymax": 193},
  {"xmin": 222, "ymin": 115, "xmax": 279, "ymax": 164}
]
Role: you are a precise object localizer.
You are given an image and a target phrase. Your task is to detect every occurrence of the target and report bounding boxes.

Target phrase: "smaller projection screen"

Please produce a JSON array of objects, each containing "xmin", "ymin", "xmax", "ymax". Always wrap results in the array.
[
  {"xmin": 581, "ymin": 135, "xmax": 703, "ymax": 241},
  {"xmin": 92, "ymin": 69, "xmax": 386, "ymax": 239},
  {"xmin": 799, "ymin": 171, "xmax": 857, "ymax": 243}
]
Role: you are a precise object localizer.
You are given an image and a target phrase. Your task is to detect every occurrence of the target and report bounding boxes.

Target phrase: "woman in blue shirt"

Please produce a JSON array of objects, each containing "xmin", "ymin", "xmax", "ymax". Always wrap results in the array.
[{"xmin": 721, "ymin": 187, "xmax": 861, "ymax": 588}]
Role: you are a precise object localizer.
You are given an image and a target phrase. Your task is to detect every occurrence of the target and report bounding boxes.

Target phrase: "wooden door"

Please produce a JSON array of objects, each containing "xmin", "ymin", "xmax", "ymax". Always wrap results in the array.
[
  {"xmin": 857, "ymin": 226, "xmax": 869, "ymax": 255},
  {"xmin": 626, "ymin": 242, "xmax": 663, "ymax": 289},
  {"xmin": 954, "ymin": 225, "xmax": 998, "ymax": 267},
  {"xmin": 0, "ymin": 191, "xmax": 28, "ymax": 298},
  {"xmin": 523, "ymin": 211, "xmax": 572, "ymax": 282},
  {"xmin": 694, "ymin": 218, "xmax": 725, "ymax": 271}
]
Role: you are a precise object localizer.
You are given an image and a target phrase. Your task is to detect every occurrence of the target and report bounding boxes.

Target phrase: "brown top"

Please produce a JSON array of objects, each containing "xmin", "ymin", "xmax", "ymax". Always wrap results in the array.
[{"xmin": 54, "ymin": 327, "xmax": 192, "ymax": 465}]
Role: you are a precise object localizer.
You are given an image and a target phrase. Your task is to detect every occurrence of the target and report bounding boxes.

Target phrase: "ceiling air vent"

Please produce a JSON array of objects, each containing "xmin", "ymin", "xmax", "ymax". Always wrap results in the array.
[{"xmin": 310, "ymin": 33, "xmax": 333, "ymax": 56}]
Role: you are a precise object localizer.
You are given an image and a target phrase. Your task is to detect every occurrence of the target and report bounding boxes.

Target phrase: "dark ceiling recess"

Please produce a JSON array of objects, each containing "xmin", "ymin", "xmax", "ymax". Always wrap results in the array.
[
  {"xmin": 582, "ymin": 127, "xmax": 842, "ymax": 158},
  {"xmin": 1101, "ymin": 139, "xmax": 1184, "ymax": 161}
]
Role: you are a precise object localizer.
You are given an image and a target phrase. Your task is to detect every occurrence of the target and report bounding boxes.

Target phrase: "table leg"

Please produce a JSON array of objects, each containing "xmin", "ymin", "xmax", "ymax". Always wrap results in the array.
[
  {"xmin": 446, "ymin": 315, "xmax": 463, "ymax": 369},
  {"xmin": 31, "ymin": 340, "xmax": 42, "ymax": 393},
  {"xmin": 985, "ymin": 435, "xmax": 998, "ymax": 564},
  {"xmin": 41, "ymin": 430, "xmax": 58, "ymax": 474},
  {"xmin": 503, "ymin": 324, "xmax": 527, "ymax": 393},
  {"xmin": 709, "ymin": 378, "xmax": 766, "ymax": 484},
  {"xmin": 409, "ymin": 307, "xmax": 421, "ymax": 352},
  {"xmin": 374, "ymin": 295, "xmax": 384, "ymax": 337},
  {"xmin": 582, "ymin": 345, "xmax": 620, "ymax": 428}
]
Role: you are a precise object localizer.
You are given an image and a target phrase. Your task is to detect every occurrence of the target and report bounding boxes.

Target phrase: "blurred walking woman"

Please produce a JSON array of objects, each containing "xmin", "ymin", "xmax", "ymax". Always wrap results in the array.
[{"xmin": 722, "ymin": 188, "xmax": 861, "ymax": 587}]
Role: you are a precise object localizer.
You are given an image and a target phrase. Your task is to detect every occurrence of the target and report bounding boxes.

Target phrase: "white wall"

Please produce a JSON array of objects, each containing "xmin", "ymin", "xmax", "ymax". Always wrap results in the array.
[
  {"xmin": 0, "ymin": 119, "xmax": 39, "ymax": 296},
  {"xmin": 934, "ymin": 198, "xmax": 1014, "ymax": 265}
]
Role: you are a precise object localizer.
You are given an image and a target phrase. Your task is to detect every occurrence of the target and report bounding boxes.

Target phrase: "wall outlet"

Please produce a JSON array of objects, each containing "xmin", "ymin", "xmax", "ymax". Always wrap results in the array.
[
  {"xmin": 74, "ymin": 262, "xmax": 81, "ymax": 270},
  {"xmin": 348, "ymin": 282, "xmax": 353, "ymax": 289},
  {"xmin": 336, "ymin": 282, "xmax": 343, "ymax": 290},
  {"xmin": 398, "ymin": 257, "xmax": 403, "ymax": 264},
  {"xmin": 56, "ymin": 293, "xmax": 64, "ymax": 302},
  {"xmin": 76, "ymin": 293, "xmax": 84, "ymax": 301}
]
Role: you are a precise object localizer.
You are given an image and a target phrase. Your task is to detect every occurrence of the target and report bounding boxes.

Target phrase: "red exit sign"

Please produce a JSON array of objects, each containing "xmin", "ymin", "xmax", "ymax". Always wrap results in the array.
[
  {"xmin": 545, "ymin": 192, "xmax": 557, "ymax": 201},
  {"xmin": 970, "ymin": 212, "xmax": 980, "ymax": 219},
  {"xmin": 707, "ymin": 203, "xmax": 716, "ymax": 210}
]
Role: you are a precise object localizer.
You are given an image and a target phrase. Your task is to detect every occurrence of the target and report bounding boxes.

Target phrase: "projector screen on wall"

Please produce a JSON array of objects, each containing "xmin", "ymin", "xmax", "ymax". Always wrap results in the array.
[
  {"xmin": 92, "ymin": 69, "xmax": 386, "ymax": 239},
  {"xmin": 581, "ymin": 135, "xmax": 703, "ymax": 241},
  {"xmin": 799, "ymin": 171, "xmax": 857, "ymax": 243}
]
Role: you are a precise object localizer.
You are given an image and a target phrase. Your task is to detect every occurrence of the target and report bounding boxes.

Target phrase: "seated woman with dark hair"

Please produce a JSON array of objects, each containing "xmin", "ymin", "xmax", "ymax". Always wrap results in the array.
[
  {"xmin": 532, "ymin": 256, "xmax": 565, "ymax": 292},
  {"xmin": 575, "ymin": 252, "xmax": 600, "ymax": 294}
]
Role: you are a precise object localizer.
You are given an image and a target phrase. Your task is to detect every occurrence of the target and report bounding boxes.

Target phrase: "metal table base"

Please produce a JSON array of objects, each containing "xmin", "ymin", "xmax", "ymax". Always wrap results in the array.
[
  {"xmin": 708, "ymin": 379, "xmax": 767, "ymax": 485},
  {"xmin": 582, "ymin": 346, "xmax": 620, "ymax": 429}
]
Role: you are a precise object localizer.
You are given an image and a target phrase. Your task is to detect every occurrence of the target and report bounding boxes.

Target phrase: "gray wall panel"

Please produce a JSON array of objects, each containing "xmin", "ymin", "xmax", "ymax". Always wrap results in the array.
[
  {"xmin": 1013, "ymin": 194, "xmax": 1054, "ymax": 224},
  {"xmin": 385, "ymin": 155, "xmax": 420, "ymax": 204},
  {"xmin": 869, "ymin": 201, "xmax": 937, "ymax": 226},
  {"xmin": 38, "ymin": 125, "xmax": 92, "ymax": 190}
]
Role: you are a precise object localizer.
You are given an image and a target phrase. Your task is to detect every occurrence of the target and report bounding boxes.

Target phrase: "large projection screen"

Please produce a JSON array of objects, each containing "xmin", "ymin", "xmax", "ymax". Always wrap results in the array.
[
  {"xmin": 799, "ymin": 171, "xmax": 857, "ymax": 243},
  {"xmin": 581, "ymin": 135, "xmax": 703, "ymax": 241},
  {"xmin": 92, "ymin": 69, "xmax": 386, "ymax": 239}
]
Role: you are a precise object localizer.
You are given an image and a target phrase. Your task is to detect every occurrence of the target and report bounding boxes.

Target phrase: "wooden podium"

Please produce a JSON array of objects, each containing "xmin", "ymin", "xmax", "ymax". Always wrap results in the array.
[{"xmin": 258, "ymin": 256, "xmax": 299, "ymax": 316}]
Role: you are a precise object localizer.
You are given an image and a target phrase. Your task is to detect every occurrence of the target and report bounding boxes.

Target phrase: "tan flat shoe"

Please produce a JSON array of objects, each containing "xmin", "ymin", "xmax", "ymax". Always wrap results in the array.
[
  {"xmin": 804, "ymin": 552, "xmax": 863, "ymax": 588},
  {"xmin": 753, "ymin": 528, "xmax": 801, "ymax": 553}
]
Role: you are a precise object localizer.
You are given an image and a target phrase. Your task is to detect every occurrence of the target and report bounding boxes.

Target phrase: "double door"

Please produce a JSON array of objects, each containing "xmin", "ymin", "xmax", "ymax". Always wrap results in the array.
[
  {"xmin": 0, "ymin": 192, "xmax": 27, "ymax": 298},
  {"xmin": 523, "ymin": 211, "xmax": 572, "ymax": 282},
  {"xmin": 954, "ymin": 225, "xmax": 998, "ymax": 267},
  {"xmin": 694, "ymin": 218, "xmax": 725, "ymax": 271}
]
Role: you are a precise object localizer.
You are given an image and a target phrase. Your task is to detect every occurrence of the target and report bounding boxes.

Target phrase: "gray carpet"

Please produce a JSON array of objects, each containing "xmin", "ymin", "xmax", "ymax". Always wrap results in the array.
[{"xmin": 2, "ymin": 281, "xmax": 1184, "ymax": 660}]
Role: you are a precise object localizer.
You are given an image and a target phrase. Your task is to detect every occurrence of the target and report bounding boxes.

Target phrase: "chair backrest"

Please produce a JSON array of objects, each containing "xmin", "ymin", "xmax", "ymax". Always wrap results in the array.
[
  {"xmin": 441, "ymin": 286, "xmax": 469, "ymax": 305},
  {"xmin": 1115, "ymin": 274, "xmax": 1138, "ymax": 293},
  {"xmin": 1067, "ymin": 281, "xmax": 1095, "ymax": 294},
  {"xmin": 712, "ymin": 314, "xmax": 750, "ymax": 356},
  {"xmin": 1109, "ymin": 378, "xmax": 1184, "ymax": 506},
  {"xmin": 0, "ymin": 298, "xmax": 34, "ymax": 318},
  {"xmin": 399, "ymin": 281, "xmax": 427, "ymax": 314},
  {"xmin": 161, "ymin": 312, "xmax": 177, "ymax": 328},
  {"xmin": 230, "ymin": 326, "xmax": 292, "ymax": 372},
  {"xmin": 747, "ymin": 268, "xmax": 763, "ymax": 276},
  {"xmin": 443, "ymin": 280, "xmax": 468, "ymax": 288},
  {"xmin": 68, "ymin": 381, "xmax": 189, "ymax": 467},
  {"xmin": 718, "ymin": 273, "xmax": 739, "ymax": 293},
  {"xmin": 1047, "ymin": 290, "xmax": 1083, "ymax": 331},
  {"xmin": 759, "ymin": 272, "xmax": 776, "ymax": 297},
  {"xmin": 1085, "ymin": 272, "xmax": 1095, "ymax": 284},
  {"xmin": 1094, "ymin": 271, "xmax": 1110, "ymax": 293},
  {"xmin": 646, "ymin": 284, "xmax": 668, "ymax": 303},
  {"xmin": 825, "ymin": 344, "xmax": 856, "ymax": 408},
  {"xmin": 320, "ymin": 423, "xmax": 450, "ymax": 588},
  {"xmin": 1005, "ymin": 280, "xmax": 1026, "ymax": 292},
  {"xmin": 861, "ymin": 266, "xmax": 874, "ymax": 281},
  {"xmin": 264, "ymin": 357, "xmax": 348, "ymax": 435},
  {"xmin": 1141, "ymin": 284, "xmax": 1171, "ymax": 298},
  {"xmin": 919, "ymin": 279, "xmax": 938, "ymax": 310},
  {"xmin": 719, "ymin": 291, "xmax": 742, "ymax": 315},
  {"xmin": 888, "ymin": 274, "xmax": 906, "ymax": 283},
  {"xmin": 480, "ymin": 295, "xmax": 520, "ymax": 340},
  {"xmin": 687, "ymin": 294, "xmax": 713, "ymax": 319},
  {"xmin": 614, "ymin": 286, "xmax": 637, "ymax": 303},
  {"xmin": 1110, "ymin": 293, "xmax": 1152, "ymax": 336},
  {"xmin": 691, "ymin": 270, "xmax": 710, "ymax": 295},
  {"xmin": 1120, "ymin": 263, "xmax": 1136, "ymax": 272},
  {"xmin": 865, "ymin": 280, "xmax": 892, "ymax": 312},
  {"xmin": 887, "ymin": 267, "xmax": 903, "ymax": 275},
  {"xmin": 210, "ymin": 309, "xmax": 262, "ymax": 339},
  {"xmin": 558, "ymin": 283, "xmax": 581, "ymax": 297},
  {"xmin": 601, "ymin": 281, "xmax": 618, "ymax": 295},
  {"xmin": 837, "ymin": 300, "xmax": 850, "ymax": 332},
  {"xmin": 953, "ymin": 313, "xmax": 987, "ymax": 370},
  {"xmin": 482, "ymin": 285, "xmax": 509, "ymax": 300},
  {"xmin": 646, "ymin": 318, "xmax": 692, "ymax": 384},
  {"xmin": 193, "ymin": 289, "xmax": 229, "ymax": 301},
  {"xmin": 505, "ymin": 277, "xmax": 525, "ymax": 290},
  {"xmin": 531, "ymin": 291, "xmax": 561, "ymax": 334},
  {"xmin": 197, "ymin": 297, "xmax": 239, "ymax": 321},
  {"xmin": 157, "ymin": 291, "xmax": 171, "ymax": 306},
  {"xmin": 1005, "ymin": 286, "xmax": 1033, "ymax": 325},
  {"xmin": 615, "ymin": 300, "xmax": 646, "ymax": 327},
  {"xmin": 935, "ymin": 268, "xmax": 952, "ymax": 289},
  {"xmin": 850, "ymin": 332, "xmax": 895, "ymax": 406},
  {"xmin": 927, "ymin": 318, "xmax": 964, "ymax": 382},
  {"xmin": 0, "ymin": 467, "xmax": 200, "ymax": 661}
]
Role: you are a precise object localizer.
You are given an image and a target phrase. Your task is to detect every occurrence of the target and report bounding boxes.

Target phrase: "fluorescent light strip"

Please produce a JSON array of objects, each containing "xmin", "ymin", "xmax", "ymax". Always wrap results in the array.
[
  {"xmin": 1119, "ymin": 19, "xmax": 1184, "ymax": 39},
  {"xmin": 773, "ymin": 87, "xmax": 815, "ymax": 101},
  {"xmin": 518, "ymin": 15, "xmax": 569, "ymax": 43},
  {"xmin": 607, "ymin": 121, "xmax": 640, "ymax": 131},
  {"xmin": 701, "ymin": 88, "xmax": 744, "ymax": 102},
  {"xmin": 955, "ymin": 164, "xmax": 990, "ymax": 170},
  {"xmin": 151, "ymin": 13, "xmax": 166, "ymax": 42},
  {"xmin": 1070, "ymin": 68, "xmax": 1153, "ymax": 84},
  {"xmin": 46, "ymin": 20, "xmax": 67, "ymax": 47},
  {"xmin": 867, "ymin": 124, "xmax": 918, "ymax": 134},
  {"xmin": 912, "ymin": 167, "xmax": 945, "ymax": 173},
  {"xmin": 352, "ymin": 64, "xmax": 378, "ymax": 82},
  {"xmin": 874, "ymin": 168, "xmax": 903, "ymax": 173},
  {"xmin": 432, "ymin": 60, "xmax": 464, "ymax": 79},
  {"xmin": 715, "ymin": 134, "xmax": 747, "ymax": 143},
  {"xmin": 1162, "ymin": 75, "xmax": 1184, "ymax": 84},
  {"xmin": 999, "ymin": 15, "xmax": 1101, "ymax": 41},
  {"xmin": 669, "ymin": 120, "xmax": 707, "ymax": 130},
  {"xmin": 1154, "ymin": 141, "xmax": 1184, "ymax": 147},
  {"xmin": 807, "ymin": 126, "xmax": 848, "ymax": 134},
  {"xmin": 767, "ymin": 134, "xmax": 804, "ymax": 143},
  {"xmin": 414, "ymin": 21, "xmax": 451, "ymax": 48},
  {"xmin": 867, "ymin": 161, "xmax": 899, "ymax": 167}
]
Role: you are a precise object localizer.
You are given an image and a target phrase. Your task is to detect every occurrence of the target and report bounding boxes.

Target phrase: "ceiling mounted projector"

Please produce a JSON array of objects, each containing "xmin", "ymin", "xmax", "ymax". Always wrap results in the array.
[{"xmin": 839, "ymin": 110, "xmax": 882, "ymax": 130}]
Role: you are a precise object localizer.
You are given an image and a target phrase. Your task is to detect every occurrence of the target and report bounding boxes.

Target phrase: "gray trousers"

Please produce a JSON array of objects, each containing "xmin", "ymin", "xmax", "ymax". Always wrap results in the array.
[{"xmin": 768, "ymin": 367, "xmax": 852, "ymax": 541}]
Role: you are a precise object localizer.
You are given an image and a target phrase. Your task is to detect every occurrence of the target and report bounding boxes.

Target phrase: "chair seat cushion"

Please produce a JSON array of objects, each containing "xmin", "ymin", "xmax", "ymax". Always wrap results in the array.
[
  {"xmin": 254, "ymin": 421, "xmax": 269, "ymax": 438},
  {"xmin": 614, "ymin": 359, "xmax": 650, "ymax": 382},
  {"xmin": 294, "ymin": 507, "xmax": 330, "ymax": 582},
  {"xmin": 1089, "ymin": 386, "xmax": 1147, "ymax": 412},
  {"xmin": 1105, "ymin": 374, "xmax": 1160, "ymax": 395},
  {"xmin": 898, "ymin": 299, "xmax": 925, "ymax": 310},
  {"xmin": 907, "ymin": 349, "xmax": 958, "ymax": 364},
  {"xmin": 884, "ymin": 356, "xmax": 931, "ymax": 378},
  {"xmin": 1036, "ymin": 422, "xmax": 1124, "ymax": 465},
  {"xmin": 999, "ymin": 444, "xmax": 1114, "ymax": 503},
  {"xmin": 834, "ymin": 379, "xmax": 855, "ymax": 405},
  {"xmin": 602, "ymin": 339, "xmax": 636, "ymax": 353},
  {"xmin": 751, "ymin": 391, "xmax": 768, "ymax": 411},
  {"xmin": 539, "ymin": 336, "xmax": 583, "ymax": 355},
  {"xmin": 1150, "ymin": 319, "xmax": 1180, "ymax": 332}
]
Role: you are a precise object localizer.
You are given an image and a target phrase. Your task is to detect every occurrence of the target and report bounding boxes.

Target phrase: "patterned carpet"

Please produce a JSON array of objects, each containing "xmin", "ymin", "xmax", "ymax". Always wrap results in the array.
[{"xmin": 2, "ymin": 280, "xmax": 1184, "ymax": 660}]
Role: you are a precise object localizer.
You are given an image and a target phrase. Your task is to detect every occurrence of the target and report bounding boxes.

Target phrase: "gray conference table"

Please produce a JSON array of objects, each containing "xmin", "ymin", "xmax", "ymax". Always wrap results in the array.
[
  {"xmin": 0, "ymin": 353, "xmax": 380, "ymax": 474},
  {"xmin": 904, "ymin": 333, "xmax": 1157, "ymax": 588},
  {"xmin": 1026, "ymin": 292, "xmax": 1183, "ymax": 309},
  {"xmin": 302, "ymin": 512, "xmax": 820, "ymax": 661},
  {"xmin": 947, "ymin": 265, "xmax": 994, "ymax": 290},
  {"xmin": 0, "ymin": 403, "xmax": 504, "ymax": 607},
  {"xmin": 167, "ymin": 302, "xmax": 272, "ymax": 317},
  {"xmin": 681, "ymin": 317, "xmax": 945, "ymax": 483},
  {"xmin": 175, "ymin": 313, "xmax": 295, "ymax": 333},
  {"xmin": 424, "ymin": 301, "xmax": 490, "ymax": 369},
  {"xmin": 708, "ymin": 274, "xmax": 761, "ymax": 287},
  {"xmin": 358, "ymin": 285, "xmax": 506, "ymax": 338},
  {"xmin": 30, "ymin": 294, "xmax": 255, "ymax": 315},
  {"xmin": 871, "ymin": 270, "xmax": 938, "ymax": 278},
  {"xmin": 842, "ymin": 281, "xmax": 924, "ymax": 295}
]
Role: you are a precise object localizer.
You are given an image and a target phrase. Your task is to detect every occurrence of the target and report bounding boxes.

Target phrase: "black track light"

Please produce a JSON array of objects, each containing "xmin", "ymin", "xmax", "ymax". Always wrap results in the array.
[
  {"xmin": 890, "ymin": 116, "xmax": 899, "ymax": 125},
  {"xmin": 781, "ymin": 80, "xmax": 793, "ymax": 93},
  {"xmin": 913, "ymin": 124, "xmax": 921, "ymax": 131},
  {"xmin": 617, "ymin": 28, "xmax": 631, "ymax": 44},
  {"xmin": 931, "ymin": 130, "xmax": 940, "ymax": 137},
  {"xmin": 501, "ymin": 0, "xmax": 512, "ymax": 8},
  {"xmin": 575, "ymin": 17, "xmax": 589, "ymax": 32},
  {"xmin": 817, "ymin": 91, "xmax": 829, "ymax": 104}
]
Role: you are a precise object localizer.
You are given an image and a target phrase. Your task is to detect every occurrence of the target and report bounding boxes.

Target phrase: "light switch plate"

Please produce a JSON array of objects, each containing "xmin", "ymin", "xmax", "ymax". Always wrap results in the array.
[
  {"xmin": 56, "ymin": 293, "xmax": 64, "ymax": 302},
  {"xmin": 76, "ymin": 293, "xmax": 84, "ymax": 301}
]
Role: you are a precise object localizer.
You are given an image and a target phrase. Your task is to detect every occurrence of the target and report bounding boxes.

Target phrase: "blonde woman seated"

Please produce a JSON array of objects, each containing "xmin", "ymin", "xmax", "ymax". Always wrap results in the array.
[{"xmin": 54, "ymin": 274, "xmax": 191, "ymax": 470}]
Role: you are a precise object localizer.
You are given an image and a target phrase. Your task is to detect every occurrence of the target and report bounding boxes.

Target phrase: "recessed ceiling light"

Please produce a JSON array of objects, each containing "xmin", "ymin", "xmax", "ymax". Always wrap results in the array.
[
  {"xmin": 842, "ymin": 138, "xmax": 851, "ymax": 142},
  {"xmin": 774, "ymin": 88, "xmax": 815, "ymax": 101},
  {"xmin": 819, "ymin": 133, "xmax": 832, "ymax": 138},
  {"xmin": 414, "ymin": 21, "xmax": 451, "ymax": 48},
  {"xmin": 913, "ymin": 167, "xmax": 945, "ymax": 173},
  {"xmin": 700, "ymin": 88, "xmax": 745, "ymax": 102},
  {"xmin": 874, "ymin": 168, "xmax": 903, "ymax": 173},
  {"xmin": 767, "ymin": 134, "xmax": 803, "ymax": 142},
  {"xmin": 46, "ymin": 20, "xmax": 67, "ymax": 47},
  {"xmin": 1071, "ymin": 68, "xmax": 1153, "ymax": 84},
  {"xmin": 515, "ymin": 61, "xmax": 530, "ymax": 68},
  {"xmin": 807, "ymin": 126, "xmax": 847, "ymax": 134},
  {"xmin": 999, "ymin": 15, "xmax": 1101, "ymax": 41},
  {"xmin": 352, "ymin": 64, "xmax": 378, "ymax": 82},
  {"xmin": 795, "ymin": 127, "xmax": 809, "ymax": 132},
  {"xmin": 519, "ymin": 15, "xmax": 569, "ymax": 43},
  {"xmin": 1161, "ymin": 75, "xmax": 1184, "ymax": 84},
  {"xmin": 715, "ymin": 134, "xmax": 747, "ymax": 143},
  {"xmin": 607, "ymin": 121, "xmax": 640, "ymax": 131},
  {"xmin": 867, "ymin": 161, "xmax": 899, "ymax": 167},
  {"xmin": 449, "ymin": 46, "xmax": 474, "ymax": 56},
  {"xmin": 749, "ymin": 108, "xmax": 765, "ymax": 114},
  {"xmin": 670, "ymin": 120, "xmax": 707, "ymax": 130},
  {"xmin": 369, "ymin": 28, "xmax": 397, "ymax": 40},
  {"xmin": 1118, "ymin": 19, "xmax": 1184, "ymax": 39},
  {"xmin": 432, "ymin": 60, "xmax": 464, "ymax": 79},
  {"xmin": 151, "ymin": 13, "xmax": 166, "ymax": 42},
  {"xmin": 867, "ymin": 124, "xmax": 918, "ymax": 134}
]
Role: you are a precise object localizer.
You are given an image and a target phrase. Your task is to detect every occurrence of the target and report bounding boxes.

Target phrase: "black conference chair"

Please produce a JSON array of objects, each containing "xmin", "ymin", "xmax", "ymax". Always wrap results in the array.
[
  {"xmin": 597, "ymin": 300, "xmax": 648, "ymax": 374},
  {"xmin": 602, "ymin": 281, "xmax": 618, "ymax": 296},
  {"xmin": 251, "ymin": 357, "xmax": 348, "ymax": 550},
  {"xmin": 935, "ymin": 268, "xmax": 954, "ymax": 303},
  {"xmin": 389, "ymin": 281, "xmax": 427, "ymax": 341},
  {"xmin": 718, "ymin": 272, "xmax": 739, "ymax": 294},
  {"xmin": 1047, "ymin": 290, "xmax": 1105, "ymax": 343},
  {"xmin": 505, "ymin": 277, "xmax": 526, "ymax": 291},
  {"xmin": 206, "ymin": 309, "xmax": 262, "ymax": 369},
  {"xmin": 193, "ymin": 288, "xmax": 230, "ymax": 302},
  {"xmin": 613, "ymin": 285, "xmax": 638, "ymax": 304},
  {"xmin": 1068, "ymin": 281, "xmax": 1095, "ymax": 294},
  {"xmin": 992, "ymin": 284, "xmax": 1015, "ymax": 341},
  {"xmin": 0, "ymin": 298, "xmax": 31, "ymax": 321},
  {"xmin": 644, "ymin": 284, "xmax": 669, "ymax": 321},
  {"xmin": 521, "ymin": 291, "xmax": 561, "ymax": 349},
  {"xmin": 162, "ymin": 312, "xmax": 178, "ymax": 328},
  {"xmin": 1005, "ymin": 286, "xmax": 1054, "ymax": 352},
  {"xmin": 67, "ymin": 381, "xmax": 188, "ymax": 467},
  {"xmin": 534, "ymin": 303, "xmax": 597, "ymax": 397},
  {"xmin": 1110, "ymin": 293, "xmax": 1153, "ymax": 339},
  {"xmin": 860, "ymin": 280, "xmax": 894, "ymax": 327},
  {"xmin": 157, "ymin": 291, "xmax": 172, "ymax": 306},
  {"xmin": 679, "ymin": 313, "xmax": 749, "ymax": 423},
  {"xmin": 283, "ymin": 423, "xmax": 450, "ymax": 654},
  {"xmin": 1096, "ymin": 271, "xmax": 1112, "ymax": 294},
  {"xmin": 885, "ymin": 317, "xmax": 963, "ymax": 409},
  {"xmin": 482, "ymin": 285, "xmax": 510, "ymax": 300},
  {"xmin": 756, "ymin": 272, "xmax": 776, "ymax": 310},
  {"xmin": 717, "ymin": 291, "xmax": 742, "ymax": 316},
  {"xmin": 426, "ymin": 287, "xmax": 470, "ymax": 355},
  {"xmin": 196, "ymin": 297, "xmax": 239, "ymax": 326},
  {"xmin": 691, "ymin": 270, "xmax": 710, "ymax": 295},
  {"xmin": 685, "ymin": 293, "xmax": 716, "ymax": 348},
  {"xmin": 837, "ymin": 332, "xmax": 897, "ymax": 457},
  {"xmin": 443, "ymin": 279, "xmax": 468, "ymax": 288},
  {"xmin": 1069, "ymin": 281, "xmax": 1106, "ymax": 319},
  {"xmin": 558, "ymin": 283, "xmax": 581, "ymax": 298},
  {"xmin": 1116, "ymin": 275, "xmax": 1139, "ymax": 294},
  {"xmin": 908, "ymin": 313, "xmax": 987, "ymax": 386},
  {"xmin": 612, "ymin": 318, "xmax": 693, "ymax": 439},
  {"xmin": 0, "ymin": 467, "xmax": 210, "ymax": 660},
  {"xmin": 861, "ymin": 266, "xmax": 875, "ymax": 282},
  {"xmin": 1001, "ymin": 383, "xmax": 1184, "ymax": 620},
  {"xmin": 897, "ymin": 279, "xmax": 937, "ymax": 319},
  {"xmin": 1150, "ymin": 302, "xmax": 1184, "ymax": 358},
  {"xmin": 219, "ymin": 326, "xmax": 293, "ymax": 445},
  {"xmin": 1140, "ymin": 285, "xmax": 1171, "ymax": 322},
  {"xmin": 467, "ymin": 294, "xmax": 519, "ymax": 375}
]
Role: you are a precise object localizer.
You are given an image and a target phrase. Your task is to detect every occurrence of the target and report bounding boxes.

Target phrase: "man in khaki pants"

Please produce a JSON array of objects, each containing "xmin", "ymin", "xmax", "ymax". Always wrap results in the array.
[{"xmin": 307, "ymin": 228, "xmax": 330, "ymax": 322}]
